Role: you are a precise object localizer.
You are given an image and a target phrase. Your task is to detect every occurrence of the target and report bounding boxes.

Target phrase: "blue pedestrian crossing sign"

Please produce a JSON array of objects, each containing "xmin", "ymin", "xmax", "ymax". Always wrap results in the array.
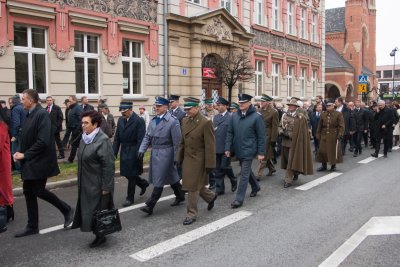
[{"xmin": 358, "ymin": 75, "xmax": 368, "ymax": 84}]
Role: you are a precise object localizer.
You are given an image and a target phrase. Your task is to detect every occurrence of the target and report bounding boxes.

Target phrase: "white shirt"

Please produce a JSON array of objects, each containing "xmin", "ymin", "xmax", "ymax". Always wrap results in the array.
[{"xmin": 336, "ymin": 105, "xmax": 343, "ymax": 112}]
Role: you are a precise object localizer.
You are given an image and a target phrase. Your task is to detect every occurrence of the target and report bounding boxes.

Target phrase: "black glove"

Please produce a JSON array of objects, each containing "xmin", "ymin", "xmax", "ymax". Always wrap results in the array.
[{"xmin": 137, "ymin": 152, "xmax": 144, "ymax": 160}]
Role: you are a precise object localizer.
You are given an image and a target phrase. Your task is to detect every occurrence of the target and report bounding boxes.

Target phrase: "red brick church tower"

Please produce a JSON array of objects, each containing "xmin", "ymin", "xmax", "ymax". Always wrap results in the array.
[{"xmin": 325, "ymin": 0, "xmax": 377, "ymax": 102}]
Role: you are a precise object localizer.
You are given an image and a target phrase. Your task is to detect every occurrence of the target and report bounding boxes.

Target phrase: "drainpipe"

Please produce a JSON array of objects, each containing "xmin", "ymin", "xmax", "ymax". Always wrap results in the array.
[{"xmin": 163, "ymin": 0, "xmax": 169, "ymax": 98}]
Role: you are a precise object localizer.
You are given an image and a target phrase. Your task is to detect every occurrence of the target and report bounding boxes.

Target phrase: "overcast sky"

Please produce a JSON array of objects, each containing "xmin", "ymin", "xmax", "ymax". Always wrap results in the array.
[{"xmin": 325, "ymin": 0, "xmax": 400, "ymax": 66}]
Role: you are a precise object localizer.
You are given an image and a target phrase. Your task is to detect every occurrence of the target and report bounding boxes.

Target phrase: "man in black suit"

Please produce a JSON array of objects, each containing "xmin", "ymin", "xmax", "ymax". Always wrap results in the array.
[
  {"xmin": 45, "ymin": 96, "xmax": 64, "ymax": 159},
  {"xmin": 351, "ymin": 100, "xmax": 369, "ymax": 157},
  {"xmin": 80, "ymin": 96, "xmax": 94, "ymax": 112},
  {"xmin": 63, "ymin": 96, "xmax": 83, "ymax": 163},
  {"xmin": 371, "ymin": 100, "xmax": 396, "ymax": 158},
  {"xmin": 335, "ymin": 97, "xmax": 353, "ymax": 154},
  {"xmin": 310, "ymin": 103, "xmax": 323, "ymax": 154},
  {"xmin": 13, "ymin": 89, "xmax": 73, "ymax": 238}
]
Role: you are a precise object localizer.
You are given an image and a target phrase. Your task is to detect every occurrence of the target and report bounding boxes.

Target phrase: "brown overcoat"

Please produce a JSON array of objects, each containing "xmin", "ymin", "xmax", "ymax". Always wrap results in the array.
[
  {"xmin": 176, "ymin": 112, "xmax": 216, "ymax": 191},
  {"xmin": 260, "ymin": 105, "xmax": 279, "ymax": 159},
  {"xmin": 316, "ymin": 110, "xmax": 345, "ymax": 164}
]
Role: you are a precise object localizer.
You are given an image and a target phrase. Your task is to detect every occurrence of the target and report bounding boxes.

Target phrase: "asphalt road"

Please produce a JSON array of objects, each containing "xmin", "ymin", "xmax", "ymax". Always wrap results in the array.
[{"xmin": 1, "ymin": 145, "xmax": 400, "ymax": 267}]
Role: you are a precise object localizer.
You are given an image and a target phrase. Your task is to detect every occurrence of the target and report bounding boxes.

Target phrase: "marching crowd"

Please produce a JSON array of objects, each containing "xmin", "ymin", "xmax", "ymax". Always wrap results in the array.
[{"xmin": 0, "ymin": 89, "xmax": 399, "ymax": 248}]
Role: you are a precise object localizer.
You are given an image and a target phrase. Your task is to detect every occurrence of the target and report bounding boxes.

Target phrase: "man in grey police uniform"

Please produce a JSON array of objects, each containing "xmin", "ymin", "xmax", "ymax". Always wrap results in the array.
[
  {"xmin": 138, "ymin": 96, "xmax": 185, "ymax": 215},
  {"xmin": 168, "ymin": 94, "xmax": 186, "ymax": 124}
]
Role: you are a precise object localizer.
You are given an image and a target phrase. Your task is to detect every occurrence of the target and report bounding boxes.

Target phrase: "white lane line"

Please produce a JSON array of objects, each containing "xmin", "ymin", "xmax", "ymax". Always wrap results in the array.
[
  {"xmin": 130, "ymin": 211, "xmax": 252, "ymax": 262},
  {"xmin": 319, "ymin": 216, "xmax": 400, "ymax": 267},
  {"xmin": 357, "ymin": 154, "xmax": 383, "ymax": 164},
  {"xmin": 39, "ymin": 194, "xmax": 176, "ymax": 234},
  {"xmin": 295, "ymin": 172, "xmax": 342, "ymax": 191},
  {"xmin": 392, "ymin": 146, "xmax": 400, "ymax": 151}
]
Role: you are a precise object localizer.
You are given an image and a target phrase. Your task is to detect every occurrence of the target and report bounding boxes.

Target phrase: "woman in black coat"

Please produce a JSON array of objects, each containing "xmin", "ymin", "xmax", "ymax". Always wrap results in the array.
[{"xmin": 71, "ymin": 111, "xmax": 115, "ymax": 248}]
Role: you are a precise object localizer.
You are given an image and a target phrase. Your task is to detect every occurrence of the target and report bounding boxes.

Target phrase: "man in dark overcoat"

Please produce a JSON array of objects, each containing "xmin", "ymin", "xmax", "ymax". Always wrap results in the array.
[
  {"xmin": 316, "ymin": 102, "xmax": 345, "ymax": 171},
  {"xmin": 176, "ymin": 97, "xmax": 217, "ymax": 225},
  {"xmin": 335, "ymin": 97, "xmax": 352, "ymax": 154},
  {"xmin": 63, "ymin": 95, "xmax": 83, "ymax": 163},
  {"xmin": 113, "ymin": 102, "xmax": 149, "ymax": 207},
  {"xmin": 310, "ymin": 103, "xmax": 323, "ymax": 154},
  {"xmin": 279, "ymin": 99, "xmax": 314, "ymax": 188},
  {"xmin": 212, "ymin": 97, "xmax": 237, "ymax": 195},
  {"xmin": 225, "ymin": 94, "xmax": 265, "ymax": 208},
  {"xmin": 138, "ymin": 97, "xmax": 185, "ymax": 215},
  {"xmin": 371, "ymin": 100, "xmax": 396, "ymax": 158},
  {"xmin": 13, "ymin": 89, "xmax": 73, "ymax": 238},
  {"xmin": 351, "ymin": 100, "xmax": 369, "ymax": 157},
  {"xmin": 45, "ymin": 96, "xmax": 65, "ymax": 159}
]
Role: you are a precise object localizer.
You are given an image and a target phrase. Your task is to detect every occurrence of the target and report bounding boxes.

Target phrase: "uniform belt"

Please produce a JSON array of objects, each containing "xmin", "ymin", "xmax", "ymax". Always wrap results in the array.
[{"xmin": 152, "ymin": 144, "xmax": 173, "ymax": 149}]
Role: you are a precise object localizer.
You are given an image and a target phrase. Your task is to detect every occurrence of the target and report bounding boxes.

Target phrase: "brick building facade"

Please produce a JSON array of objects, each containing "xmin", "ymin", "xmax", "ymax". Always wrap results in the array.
[{"xmin": 325, "ymin": 0, "xmax": 377, "ymax": 102}]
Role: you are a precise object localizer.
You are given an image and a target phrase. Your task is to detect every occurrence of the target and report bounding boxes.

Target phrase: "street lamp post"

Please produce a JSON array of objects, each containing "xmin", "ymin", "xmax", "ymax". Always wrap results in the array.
[{"xmin": 390, "ymin": 47, "xmax": 398, "ymax": 99}]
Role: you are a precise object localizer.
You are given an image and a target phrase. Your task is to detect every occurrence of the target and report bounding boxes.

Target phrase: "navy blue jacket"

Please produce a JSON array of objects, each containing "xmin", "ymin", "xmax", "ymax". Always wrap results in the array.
[
  {"xmin": 225, "ymin": 105, "xmax": 266, "ymax": 160},
  {"xmin": 10, "ymin": 103, "xmax": 26, "ymax": 137}
]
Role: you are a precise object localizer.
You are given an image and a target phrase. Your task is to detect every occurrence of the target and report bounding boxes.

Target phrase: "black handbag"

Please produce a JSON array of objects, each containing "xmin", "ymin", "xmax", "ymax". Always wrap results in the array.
[{"xmin": 92, "ymin": 196, "xmax": 122, "ymax": 237}]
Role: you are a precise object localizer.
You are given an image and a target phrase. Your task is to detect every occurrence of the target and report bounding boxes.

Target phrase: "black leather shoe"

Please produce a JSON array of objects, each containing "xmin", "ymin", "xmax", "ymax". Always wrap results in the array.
[
  {"xmin": 209, "ymin": 185, "xmax": 215, "ymax": 190},
  {"xmin": 0, "ymin": 226, "xmax": 7, "ymax": 233},
  {"xmin": 353, "ymin": 153, "xmax": 358, "ymax": 157},
  {"xmin": 123, "ymin": 200, "xmax": 134, "ymax": 207},
  {"xmin": 330, "ymin": 165, "xmax": 336, "ymax": 172},
  {"xmin": 231, "ymin": 200, "xmax": 242, "ymax": 209},
  {"xmin": 57, "ymin": 155, "xmax": 65, "ymax": 159},
  {"xmin": 64, "ymin": 208, "xmax": 74, "ymax": 228},
  {"xmin": 217, "ymin": 191, "xmax": 225, "ymax": 196},
  {"xmin": 283, "ymin": 182, "xmax": 292, "ymax": 188},
  {"xmin": 293, "ymin": 174, "xmax": 299, "ymax": 181},
  {"xmin": 140, "ymin": 183, "xmax": 149, "ymax": 196},
  {"xmin": 317, "ymin": 166, "xmax": 327, "ymax": 172},
  {"xmin": 231, "ymin": 181, "xmax": 238, "ymax": 192},
  {"xmin": 183, "ymin": 217, "xmax": 196, "ymax": 225},
  {"xmin": 14, "ymin": 227, "xmax": 39, "ymax": 238},
  {"xmin": 89, "ymin": 236, "xmax": 106, "ymax": 248},
  {"xmin": 207, "ymin": 195, "xmax": 217, "ymax": 211},
  {"xmin": 383, "ymin": 154, "xmax": 388, "ymax": 158},
  {"xmin": 250, "ymin": 187, "xmax": 260, "ymax": 197},
  {"xmin": 140, "ymin": 205, "xmax": 153, "ymax": 215},
  {"xmin": 170, "ymin": 196, "xmax": 185, "ymax": 206},
  {"xmin": 371, "ymin": 153, "xmax": 378, "ymax": 158},
  {"xmin": 267, "ymin": 169, "xmax": 276, "ymax": 176}
]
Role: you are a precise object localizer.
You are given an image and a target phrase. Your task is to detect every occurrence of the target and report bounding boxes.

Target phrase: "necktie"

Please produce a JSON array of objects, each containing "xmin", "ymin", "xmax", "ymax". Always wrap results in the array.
[
  {"xmin": 47, "ymin": 106, "xmax": 51, "ymax": 113},
  {"xmin": 155, "ymin": 116, "xmax": 161, "ymax": 125}
]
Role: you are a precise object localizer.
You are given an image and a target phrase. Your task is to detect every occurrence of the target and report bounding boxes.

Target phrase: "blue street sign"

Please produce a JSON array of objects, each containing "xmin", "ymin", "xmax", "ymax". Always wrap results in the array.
[
  {"xmin": 182, "ymin": 68, "xmax": 187, "ymax": 76},
  {"xmin": 358, "ymin": 75, "xmax": 368, "ymax": 84}
]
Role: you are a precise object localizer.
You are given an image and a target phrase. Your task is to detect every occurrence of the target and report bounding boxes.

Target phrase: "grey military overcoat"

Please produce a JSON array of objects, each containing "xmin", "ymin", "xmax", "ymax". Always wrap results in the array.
[{"xmin": 139, "ymin": 112, "xmax": 181, "ymax": 187}]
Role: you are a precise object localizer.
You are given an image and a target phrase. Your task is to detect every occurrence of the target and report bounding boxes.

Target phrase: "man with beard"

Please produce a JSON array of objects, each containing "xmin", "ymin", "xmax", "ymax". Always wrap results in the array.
[{"xmin": 279, "ymin": 99, "xmax": 313, "ymax": 188}]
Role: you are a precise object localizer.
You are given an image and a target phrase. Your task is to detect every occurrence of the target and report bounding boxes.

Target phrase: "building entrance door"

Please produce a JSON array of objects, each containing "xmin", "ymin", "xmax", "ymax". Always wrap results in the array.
[{"xmin": 202, "ymin": 54, "xmax": 223, "ymax": 100}]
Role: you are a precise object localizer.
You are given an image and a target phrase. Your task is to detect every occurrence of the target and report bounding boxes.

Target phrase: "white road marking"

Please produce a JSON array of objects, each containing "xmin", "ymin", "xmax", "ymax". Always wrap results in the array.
[
  {"xmin": 130, "ymin": 211, "xmax": 252, "ymax": 262},
  {"xmin": 357, "ymin": 154, "xmax": 383, "ymax": 164},
  {"xmin": 295, "ymin": 172, "xmax": 343, "ymax": 191},
  {"xmin": 39, "ymin": 194, "xmax": 176, "ymax": 235},
  {"xmin": 319, "ymin": 216, "xmax": 400, "ymax": 267},
  {"xmin": 392, "ymin": 146, "xmax": 400, "ymax": 151}
]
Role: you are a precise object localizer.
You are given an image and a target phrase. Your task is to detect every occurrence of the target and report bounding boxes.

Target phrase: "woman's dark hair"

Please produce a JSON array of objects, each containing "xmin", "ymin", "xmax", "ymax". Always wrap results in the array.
[{"xmin": 82, "ymin": 110, "xmax": 102, "ymax": 127}]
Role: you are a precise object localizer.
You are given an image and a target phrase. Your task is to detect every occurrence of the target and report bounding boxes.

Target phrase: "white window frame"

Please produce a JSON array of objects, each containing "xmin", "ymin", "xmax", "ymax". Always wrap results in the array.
[
  {"xmin": 221, "ymin": 0, "xmax": 232, "ymax": 13},
  {"xmin": 122, "ymin": 40, "xmax": 143, "ymax": 96},
  {"xmin": 255, "ymin": 60, "xmax": 264, "ymax": 96},
  {"xmin": 300, "ymin": 8, "xmax": 307, "ymax": 39},
  {"xmin": 14, "ymin": 25, "xmax": 48, "ymax": 96},
  {"xmin": 287, "ymin": 65, "xmax": 294, "ymax": 97},
  {"xmin": 272, "ymin": 63, "xmax": 280, "ymax": 96},
  {"xmin": 300, "ymin": 67, "xmax": 306, "ymax": 97},
  {"xmin": 287, "ymin": 2, "xmax": 294, "ymax": 35},
  {"xmin": 187, "ymin": 0, "xmax": 201, "ymax": 4},
  {"xmin": 272, "ymin": 0, "xmax": 280, "ymax": 30},
  {"xmin": 312, "ymin": 13, "xmax": 318, "ymax": 43},
  {"xmin": 254, "ymin": 0, "xmax": 263, "ymax": 25},
  {"xmin": 312, "ymin": 69, "xmax": 317, "ymax": 96},
  {"xmin": 74, "ymin": 33, "xmax": 100, "ymax": 97}
]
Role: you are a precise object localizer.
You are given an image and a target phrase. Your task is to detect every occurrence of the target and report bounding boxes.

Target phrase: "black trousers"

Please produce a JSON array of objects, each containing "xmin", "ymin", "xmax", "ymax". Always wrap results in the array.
[
  {"xmin": 352, "ymin": 131, "xmax": 363, "ymax": 154},
  {"xmin": 55, "ymin": 131, "xmax": 64, "ymax": 156},
  {"xmin": 214, "ymin": 153, "xmax": 237, "ymax": 194},
  {"xmin": 375, "ymin": 132, "xmax": 392, "ymax": 155},
  {"xmin": 23, "ymin": 179, "xmax": 70, "ymax": 229},
  {"xmin": 68, "ymin": 129, "xmax": 81, "ymax": 162},
  {"xmin": 126, "ymin": 176, "xmax": 149, "ymax": 202}
]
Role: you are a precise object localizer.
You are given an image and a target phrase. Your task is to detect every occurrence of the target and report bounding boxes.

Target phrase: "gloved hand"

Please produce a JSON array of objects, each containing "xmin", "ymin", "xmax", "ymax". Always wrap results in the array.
[{"xmin": 137, "ymin": 152, "xmax": 144, "ymax": 160}]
